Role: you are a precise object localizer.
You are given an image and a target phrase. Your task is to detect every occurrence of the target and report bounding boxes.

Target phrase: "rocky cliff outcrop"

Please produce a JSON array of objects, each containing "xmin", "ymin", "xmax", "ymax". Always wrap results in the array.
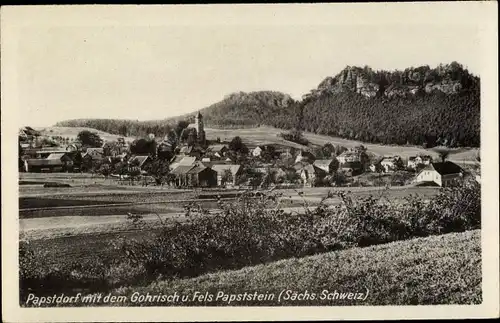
[{"xmin": 306, "ymin": 63, "xmax": 472, "ymax": 99}]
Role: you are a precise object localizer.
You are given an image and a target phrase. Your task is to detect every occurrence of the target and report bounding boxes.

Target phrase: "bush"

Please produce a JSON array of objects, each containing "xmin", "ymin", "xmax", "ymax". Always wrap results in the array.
[
  {"xmin": 279, "ymin": 129, "xmax": 309, "ymax": 146},
  {"xmin": 20, "ymin": 179, "xmax": 481, "ymax": 298}
]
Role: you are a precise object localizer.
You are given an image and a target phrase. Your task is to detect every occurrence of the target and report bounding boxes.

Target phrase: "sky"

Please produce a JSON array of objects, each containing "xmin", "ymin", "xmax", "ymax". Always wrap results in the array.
[{"xmin": 5, "ymin": 3, "xmax": 492, "ymax": 127}]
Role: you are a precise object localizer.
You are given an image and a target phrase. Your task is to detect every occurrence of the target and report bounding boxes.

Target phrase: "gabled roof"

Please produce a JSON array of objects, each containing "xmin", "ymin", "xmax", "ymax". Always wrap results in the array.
[
  {"xmin": 128, "ymin": 155, "xmax": 151, "ymax": 168},
  {"xmin": 338, "ymin": 150, "xmax": 357, "ymax": 157},
  {"xmin": 187, "ymin": 164, "xmax": 209, "ymax": 174},
  {"xmin": 46, "ymin": 153, "xmax": 67, "ymax": 160},
  {"xmin": 179, "ymin": 156, "xmax": 196, "ymax": 166},
  {"xmin": 180, "ymin": 146, "xmax": 193, "ymax": 154},
  {"xmin": 300, "ymin": 164, "xmax": 325, "ymax": 178},
  {"xmin": 424, "ymin": 161, "xmax": 463, "ymax": 175},
  {"xmin": 86, "ymin": 147, "xmax": 104, "ymax": 154},
  {"xmin": 211, "ymin": 164, "xmax": 242, "ymax": 175},
  {"xmin": 293, "ymin": 161, "xmax": 310, "ymax": 170},
  {"xmin": 36, "ymin": 149, "xmax": 67, "ymax": 154},
  {"xmin": 207, "ymin": 144, "xmax": 227, "ymax": 153},
  {"xmin": 313, "ymin": 159, "xmax": 335, "ymax": 167},
  {"xmin": 26, "ymin": 159, "xmax": 63, "ymax": 166},
  {"xmin": 169, "ymin": 155, "xmax": 183, "ymax": 164},
  {"xmin": 171, "ymin": 165, "xmax": 195, "ymax": 175}
]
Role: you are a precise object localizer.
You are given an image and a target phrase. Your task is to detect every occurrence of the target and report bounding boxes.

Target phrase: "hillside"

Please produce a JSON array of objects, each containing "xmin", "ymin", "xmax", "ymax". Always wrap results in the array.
[
  {"xmin": 34, "ymin": 126, "xmax": 136, "ymax": 143},
  {"xmin": 202, "ymin": 126, "xmax": 479, "ymax": 160},
  {"xmin": 54, "ymin": 62, "xmax": 480, "ymax": 148},
  {"xmin": 112, "ymin": 230, "xmax": 481, "ymax": 306}
]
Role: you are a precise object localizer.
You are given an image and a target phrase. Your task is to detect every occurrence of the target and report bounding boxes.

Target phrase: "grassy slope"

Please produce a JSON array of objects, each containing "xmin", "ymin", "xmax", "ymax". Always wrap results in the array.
[
  {"xmin": 203, "ymin": 126, "xmax": 479, "ymax": 160},
  {"xmin": 34, "ymin": 126, "xmax": 136, "ymax": 143},
  {"xmin": 113, "ymin": 230, "xmax": 481, "ymax": 306}
]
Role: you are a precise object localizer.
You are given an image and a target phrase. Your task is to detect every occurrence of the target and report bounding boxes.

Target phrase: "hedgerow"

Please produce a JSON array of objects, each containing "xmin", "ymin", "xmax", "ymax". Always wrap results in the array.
[{"xmin": 19, "ymin": 178, "xmax": 481, "ymax": 301}]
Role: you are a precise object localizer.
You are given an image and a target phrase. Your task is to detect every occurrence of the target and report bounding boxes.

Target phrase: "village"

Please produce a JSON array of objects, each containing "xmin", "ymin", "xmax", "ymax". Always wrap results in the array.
[{"xmin": 18, "ymin": 112, "xmax": 472, "ymax": 189}]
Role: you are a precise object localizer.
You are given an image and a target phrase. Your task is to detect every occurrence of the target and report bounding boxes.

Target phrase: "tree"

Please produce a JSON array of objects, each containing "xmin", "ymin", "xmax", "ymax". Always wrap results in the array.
[
  {"xmin": 279, "ymin": 129, "xmax": 309, "ymax": 145},
  {"xmin": 18, "ymin": 142, "xmax": 23, "ymax": 170},
  {"xmin": 186, "ymin": 128, "xmax": 198, "ymax": 147},
  {"xmin": 98, "ymin": 163, "xmax": 112, "ymax": 183},
  {"xmin": 229, "ymin": 136, "xmax": 248, "ymax": 154},
  {"xmin": 128, "ymin": 159, "xmax": 142, "ymax": 184},
  {"xmin": 322, "ymin": 143, "xmax": 336, "ymax": 157},
  {"xmin": 331, "ymin": 171, "xmax": 347, "ymax": 186},
  {"xmin": 77, "ymin": 130, "xmax": 103, "ymax": 148},
  {"xmin": 221, "ymin": 169, "xmax": 233, "ymax": 186},
  {"xmin": 130, "ymin": 138, "xmax": 155, "ymax": 156},
  {"xmin": 285, "ymin": 169, "xmax": 300, "ymax": 184},
  {"xmin": 175, "ymin": 121, "xmax": 190, "ymax": 139},
  {"xmin": 118, "ymin": 124, "xmax": 128, "ymax": 136},
  {"xmin": 434, "ymin": 148, "xmax": 451, "ymax": 162},
  {"xmin": 144, "ymin": 158, "xmax": 170, "ymax": 185}
]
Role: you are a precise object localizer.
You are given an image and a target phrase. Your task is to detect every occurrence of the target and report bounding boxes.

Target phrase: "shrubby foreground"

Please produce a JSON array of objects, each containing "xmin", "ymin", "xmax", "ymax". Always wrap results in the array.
[{"xmin": 20, "ymin": 179, "xmax": 481, "ymax": 304}]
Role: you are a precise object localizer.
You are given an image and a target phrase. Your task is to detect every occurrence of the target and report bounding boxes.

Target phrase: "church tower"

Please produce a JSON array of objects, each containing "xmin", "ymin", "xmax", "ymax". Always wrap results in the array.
[{"xmin": 195, "ymin": 111, "xmax": 206, "ymax": 144}]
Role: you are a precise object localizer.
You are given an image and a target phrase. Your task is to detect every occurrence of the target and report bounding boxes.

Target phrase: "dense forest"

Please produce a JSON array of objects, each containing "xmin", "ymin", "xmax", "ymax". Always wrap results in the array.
[{"xmin": 55, "ymin": 62, "xmax": 480, "ymax": 148}]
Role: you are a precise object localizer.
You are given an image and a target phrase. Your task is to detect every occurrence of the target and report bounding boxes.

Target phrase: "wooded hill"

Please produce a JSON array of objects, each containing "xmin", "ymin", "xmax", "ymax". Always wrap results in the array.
[{"xmin": 55, "ymin": 62, "xmax": 480, "ymax": 148}]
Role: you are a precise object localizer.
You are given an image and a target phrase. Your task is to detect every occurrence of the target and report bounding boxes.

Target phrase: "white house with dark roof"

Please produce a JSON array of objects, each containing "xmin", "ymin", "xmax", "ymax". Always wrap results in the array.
[{"xmin": 415, "ymin": 161, "xmax": 464, "ymax": 187}]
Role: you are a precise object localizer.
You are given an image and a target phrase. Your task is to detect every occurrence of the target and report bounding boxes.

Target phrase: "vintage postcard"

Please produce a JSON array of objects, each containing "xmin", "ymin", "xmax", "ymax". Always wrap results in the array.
[{"xmin": 1, "ymin": 3, "xmax": 499, "ymax": 322}]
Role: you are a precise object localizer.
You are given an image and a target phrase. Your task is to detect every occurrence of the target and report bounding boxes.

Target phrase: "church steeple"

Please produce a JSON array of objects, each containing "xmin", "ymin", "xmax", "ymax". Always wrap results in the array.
[{"xmin": 195, "ymin": 111, "xmax": 206, "ymax": 144}]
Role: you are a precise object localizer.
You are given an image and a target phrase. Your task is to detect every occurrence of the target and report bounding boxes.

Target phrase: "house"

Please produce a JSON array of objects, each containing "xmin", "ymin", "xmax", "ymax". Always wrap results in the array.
[
  {"xmin": 170, "ymin": 155, "xmax": 197, "ymax": 170},
  {"xmin": 128, "ymin": 155, "xmax": 152, "ymax": 172},
  {"xmin": 298, "ymin": 164, "xmax": 326, "ymax": 187},
  {"xmin": 83, "ymin": 148, "xmax": 105, "ymax": 161},
  {"xmin": 415, "ymin": 161, "xmax": 464, "ymax": 187},
  {"xmin": 279, "ymin": 149, "xmax": 294, "ymax": 160},
  {"xmin": 211, "ymin": 164, "xmax": 243, "ymax": 187},
  {"xmin": 207, "ymin": 144, "xmax": 228, "ymax": 158},
  {"xmin": 66, "ymin": 143, "xmax": 82, "ymax": 152},
  {"xmin": 23, "ymin": 153, "xmax": 74, "ymax": 172},
  {"xmin": 380, "ymin": 156, "xmax": 403, "ymax": 173},
  {"xmin": 169, "ymin": 164, "xmax": 217, "ymax": 187},
  {"xmin": 33, "ymin": 149, "xmax": 68, "ymax": 159},
  {"xmin": 295, "ymin": 150, "xmax": 316, "ymax": 164},
  {"xmin": 337, "ymin": 150, "xmax": 360, "ymax": 164},
  {"xmin": 313, "ymin": 159, "xmax": 338, "ymax": 174},
  {"xmin": 179, "ymin": 145, "xmax": 203, "ymax": 158},
  {"xmin": 157, "ymin": 141, "xmax": 174, "ymax": 159},
  {"xmin": 293, "ymin": 161, "xmax": 310, "ymax": 171},
  {"xmin": 407, "ymin": 155, "xmax": 433, "ymax": 170},
  {"xmin": 340, "ymin": 161, "xmax": 363, "ymax": 176},
  {"xmin": 252, "ymin": 146, "xmax": 264, "ymax": 157}
]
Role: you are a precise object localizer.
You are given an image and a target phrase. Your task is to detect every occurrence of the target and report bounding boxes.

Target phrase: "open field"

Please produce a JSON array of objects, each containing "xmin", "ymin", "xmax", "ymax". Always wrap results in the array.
[
  {"xmin": 110, "ymin": 229, "xmax": 481, "ymax": 306},
  {"xmin": 19, "ymin": 184, "xmax": 440, "ymax": 219},
  {"xmin": 19, "ymin": 184, "xmax": 441, "ymax": 267},
  {"xmin": 203, "ymin": 126, "xmax": 479, "ymax": 161},
  {"xmin": 34, "ymin": 126, "xmax": 136, "ymax": 143}
]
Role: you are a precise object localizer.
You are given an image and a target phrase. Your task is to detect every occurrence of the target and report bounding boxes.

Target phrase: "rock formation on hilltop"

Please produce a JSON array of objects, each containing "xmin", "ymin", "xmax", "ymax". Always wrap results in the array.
[{"xmin": 304, "ymin": 62, "xmax": 473, "ymax": 100}]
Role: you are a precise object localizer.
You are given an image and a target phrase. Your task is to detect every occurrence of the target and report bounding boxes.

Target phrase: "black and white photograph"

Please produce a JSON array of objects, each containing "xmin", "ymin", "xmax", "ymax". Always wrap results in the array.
[{"xmin": 1, "ymin": 3, "xmax": 498, "ymax": 322}]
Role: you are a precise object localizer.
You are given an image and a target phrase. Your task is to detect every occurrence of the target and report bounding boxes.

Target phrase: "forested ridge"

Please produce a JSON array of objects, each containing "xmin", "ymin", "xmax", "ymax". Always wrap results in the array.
[{"xmin": 55, "ymin": 62, "xmax": 480, "ymax": 148}]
